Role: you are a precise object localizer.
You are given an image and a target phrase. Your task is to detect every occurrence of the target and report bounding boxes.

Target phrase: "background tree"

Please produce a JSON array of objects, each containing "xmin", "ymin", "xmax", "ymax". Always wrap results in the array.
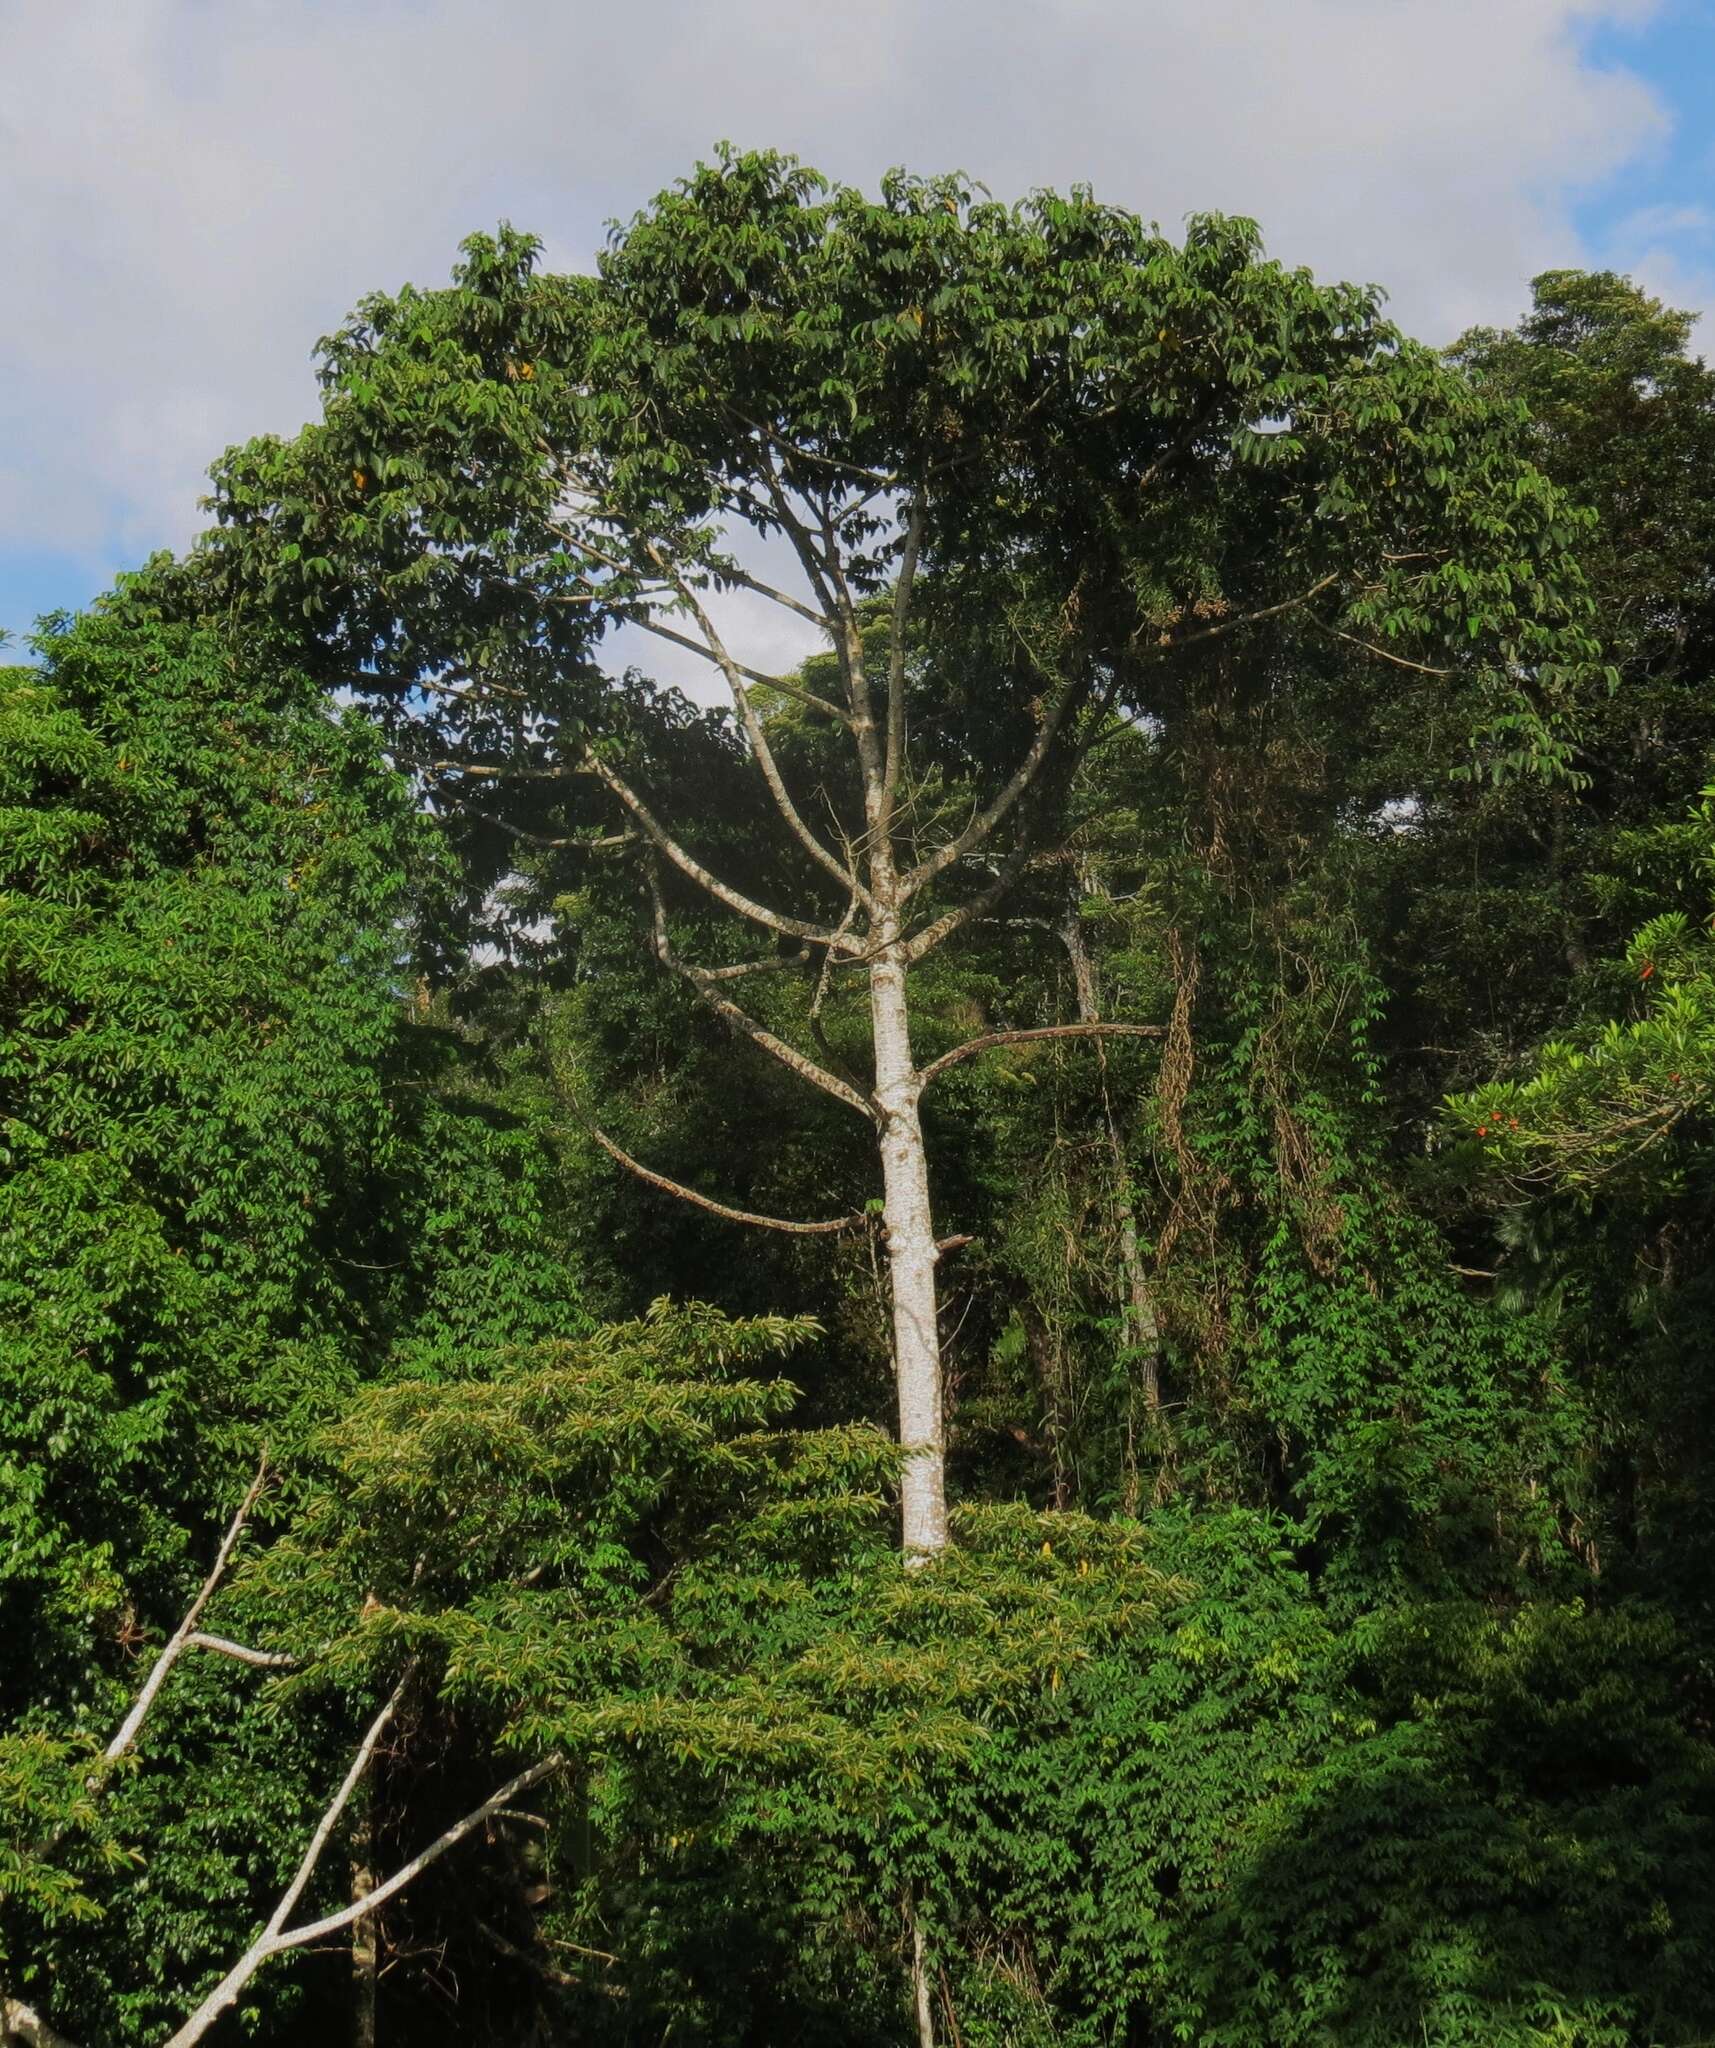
[{"xmin": 0, "ymin": 587, "xmax": 585, "ymax": 2041}]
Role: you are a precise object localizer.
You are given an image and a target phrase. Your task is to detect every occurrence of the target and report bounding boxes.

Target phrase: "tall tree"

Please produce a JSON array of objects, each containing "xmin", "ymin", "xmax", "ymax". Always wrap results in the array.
[{"xmin": 204, "ymin": 152, "xmax": 1603, "ymax": 1555}]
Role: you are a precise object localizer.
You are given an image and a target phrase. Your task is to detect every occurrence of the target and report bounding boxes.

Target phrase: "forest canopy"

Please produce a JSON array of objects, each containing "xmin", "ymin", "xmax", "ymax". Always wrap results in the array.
[{"xmin": 4, "ymin": 152, "xmax": 1715, "ymax": 2048}]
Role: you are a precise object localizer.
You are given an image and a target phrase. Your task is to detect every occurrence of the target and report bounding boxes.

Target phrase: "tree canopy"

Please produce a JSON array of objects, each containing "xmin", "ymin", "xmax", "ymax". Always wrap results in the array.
[{"xmin": 6, "ymin": 162, "xmax": 1715, "ymax": 2048}]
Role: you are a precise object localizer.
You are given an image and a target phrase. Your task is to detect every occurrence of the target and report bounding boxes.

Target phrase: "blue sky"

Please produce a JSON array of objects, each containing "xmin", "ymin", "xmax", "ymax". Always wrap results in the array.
[
  {"xmin": 1576, "ymin": 3, "xmax": 1715, "ymax": 294},
  {"xmin": 3, "ymin": 0, "xmax": 1713, "ymax": 655}
]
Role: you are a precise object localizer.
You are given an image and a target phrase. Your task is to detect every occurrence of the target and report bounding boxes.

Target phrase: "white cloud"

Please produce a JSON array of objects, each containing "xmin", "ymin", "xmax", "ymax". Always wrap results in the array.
[
  {"xmin": 1590, "ymin": 201, "xmax": 1715, "ymax": 336},
  {"xmin": 0, "ymin": 0, "xmax": 1677, "ymax": 579},
  {"xmin": 1610, "ymin": 201, "xmax": 1714, "ymax": 242}
]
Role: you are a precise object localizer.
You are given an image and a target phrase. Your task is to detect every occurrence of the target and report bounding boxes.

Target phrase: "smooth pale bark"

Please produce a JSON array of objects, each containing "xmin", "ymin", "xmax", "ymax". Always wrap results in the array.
[
  {"xmin": 910, "ymin": 1905, "xmax": 936, "ymax": 2048},
  {"xmin": 869, "ymin": 940, "xmax": 949, "ymax": 1558},
  {"xmin": 542, "ymin": 478, "xmax": 1152, "ymax": 1560},
  {"xmin": 0, "ymin": 1999, "xmax": 79, "ymax": 2048}
]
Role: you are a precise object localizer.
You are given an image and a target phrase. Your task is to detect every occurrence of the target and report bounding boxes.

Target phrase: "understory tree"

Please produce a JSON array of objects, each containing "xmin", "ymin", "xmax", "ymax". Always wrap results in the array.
[{"xmin": 5, "ymin": 1305, "xmax": 1177, "ymax": 2047}]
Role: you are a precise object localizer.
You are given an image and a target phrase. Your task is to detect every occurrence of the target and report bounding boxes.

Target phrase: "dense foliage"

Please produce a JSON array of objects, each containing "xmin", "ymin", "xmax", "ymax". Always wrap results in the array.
[{"xmin": 5, "ymin": 162, "xmax": 1715, "ymax": 2046}]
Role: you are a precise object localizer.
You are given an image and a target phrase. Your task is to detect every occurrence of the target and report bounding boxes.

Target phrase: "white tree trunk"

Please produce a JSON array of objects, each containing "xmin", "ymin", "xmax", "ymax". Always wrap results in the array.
[
  {"xmin": 910, "ymin": 1906, "xmax": 937, "ymax": 2048},
  {"xmin": 869, "ymin": 942, "xmax": 949, "ymax": 1558}
]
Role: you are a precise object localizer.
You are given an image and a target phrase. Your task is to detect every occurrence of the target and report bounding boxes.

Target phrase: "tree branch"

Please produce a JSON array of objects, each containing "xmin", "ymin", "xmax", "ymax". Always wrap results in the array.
[
  {"xmin": 272, "ymin": 1754, "xmax": 565, "ymax": 1954},
  {"xmin": 435, "ymin": 794, "xmax": 636, "ymax": 855},
  {"xmin": 729, "ymin": 408, "xmax": 902, "ymax": 492},
  {"xmin": 1138, "ymin": 574, "xmax": 1339, "ymax": 660},
  {"xmin": 638, "ymin": 540, "xmax": 869, "ymax": 904},
  {"xmin": 583, "ymin": 749, "xmax": 853, "ymax": 947},
  {"xmin": 161, "ymin": 1670, "xmax": 414, "ymax": 2048},
  {"xmin": 184, "ymin": 1634, "xmax": 300, "ymax": 1670},
  {"xmin": 0, "ymin": 2000, "xmax": 80, "ymax": 2048},
  {"xmin": 753, "ymin": 450, "xmax": 843, "ymax": 625},
  {"xmin": 648, "ymin": 869, "xmax": 876, "ymax": 1119},
  {"xmin": 1309, "ymin": 618, "xmax": 1453, "ymax": 676},
  {"xmin": 621, "ymin": 613, "xmax": 848, "ymax": 720},
  {"xmin": 917, "ymin": 1022, "xmax": 1165, "ymax": 1090},
  {"xmin": 901, "ymin": 669, "xmax": 1086, "ymax": 900},
  {"xmin": 713, "ymin": 561, "xmax": 835, "ymax": 631},
  {"xmin": 902, "ymin": 835, "xmax": 1041, "ymax": 965},
  {"xmin": 104, "ymin": 1456, "xmax": 271, "ymax": 1767},
  {"xmin": 588, "ymin": 1126, "xmax": 863, "ymax": 1235}
]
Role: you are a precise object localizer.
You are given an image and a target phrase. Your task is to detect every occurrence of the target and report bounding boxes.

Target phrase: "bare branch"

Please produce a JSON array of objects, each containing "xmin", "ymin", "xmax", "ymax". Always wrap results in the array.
[
  {"xmin": 806, "ymin": 893, "xmax": 871, "ymax": 1092},
  {"xmin": 588, "ymin": 1126, "xmax": 863, "ymax": 1235},
  {"xmin": 693, "ymin": 948, "xmax": 814, "ymax": 984},
  {"xmin": 163, "ymin": 1668, "xmax": 415, "ymax": 2048},
  {"xmin": 899, "ymin": 575, "xmax": 1342, "ymax": 912},
  {"xmin": 729, "ymin": 407, "xmax": 902, "ymax": 492},
  {"xmin": 1137, "ymin": 574, "xmax": 1340, "ymax": 660},
  {"xmin": 184, "ymin": 1634, "xmax": 300, "ymax": 1671},
  {"xmin": 901, "ymin": 674, "xmax": 1086, "ymax": 900},
  {"xmin": 816, "ymin": 498, "xmax": 883, "ymax": 744},
  {"xmin": 413, "ymin": 673, "xmax": 531, "ymax": 707},
  {"xmin": 165, "ymin": 1704, "xmax": 563, "ymax": 2048},
  {"xmin": 475, "ymin": 1918, "xmax": 581, "ymax": 1990},
  {"xmin": 1310, "ymin": 618, "xmax": 1454, "ymax": 677},
  {"xmin": 584, "ymin": 749, "xmax": 854, "ymax": 948},
  {"xmin": 753, "ymin": 447, "xmax": 843, "ymax": 624},
  {"xmin": 714, "ymin": 562, "xmax": 835, "ymax": 630},
  {"xmin": 901, "ymin": 835, "xmax": 1040, "ymax": 965},
  {"xmin": 639, "ymin": 540, "xmax": 869, "ymax": 903},
  {"xmin": 104, "ymin": 1456, "xmax": 271, "ymax": 1766},
  {"xmin": 1, "ymin": 1999, "xmax": 81, "ymax": 2048},
  {"xmin": 648, "ymin": 870, "xmax": 876, "ymax": 1120},
  {"xmin": 431, "ymin": 789, "xmax": 635, "ymax": 855},
  {"xmin": 427, "ymin": 761, "xmax": 577, "ymax": 784},
  {"xmin": 272, "ymin": 1754, "xmax": 565, "ymax": 1953},
  {"xmin": 623, "ymin": 613, "xmax": 848, "ymax": 720},
  {"xmin": 917, "ymin": 1022, "xmax": 1166, "ymax": 1090},
  {"xmin": 810, "ymin": 896, "xmax": 863, "ymax": 1027}
]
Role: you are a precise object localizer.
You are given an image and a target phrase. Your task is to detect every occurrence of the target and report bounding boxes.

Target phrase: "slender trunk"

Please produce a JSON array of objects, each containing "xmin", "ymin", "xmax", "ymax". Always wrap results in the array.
[
  {"xmin": 1021, "ymin": 1304, "xmax": 1071, "ymax": 1509},
  {"xmin": 910, "ymin": 1903, "xmax": 936, "ymax": 2048},
  {"xmin": 1059, "ymin": 906, "xmax": 1165, "ymax": 1434},
  {"xmin": 870, "ymin": 937, "xmax": 949, "ymax": 1558},
  {"xmin": 351, "ymin": 1815, "xmax": 377, "ymax": 2048},
  {"xmin": 1116, "ymin": 1208, "xmax": 1162, "ymax": 1419}
]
